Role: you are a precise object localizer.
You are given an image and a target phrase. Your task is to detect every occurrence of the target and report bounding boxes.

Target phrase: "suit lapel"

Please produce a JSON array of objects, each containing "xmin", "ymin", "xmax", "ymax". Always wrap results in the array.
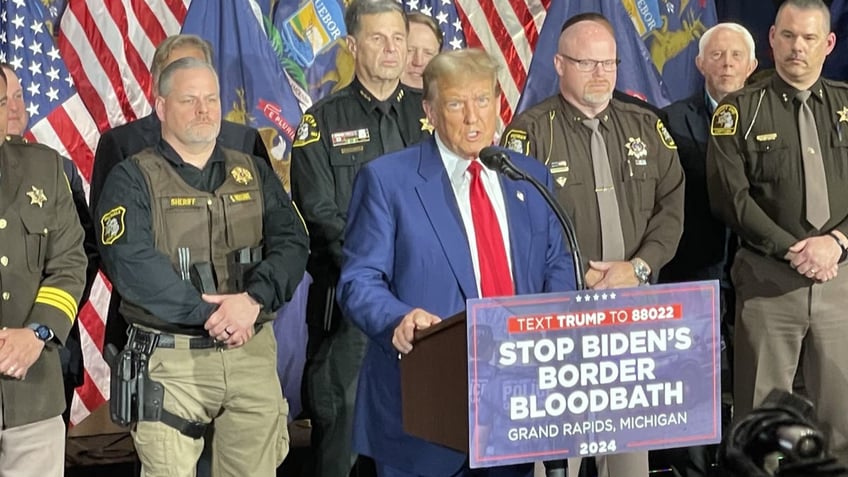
[
  {"xmin": 686, "ymin": 94, "xmax": 710, "ymax": 157},
  {"xmin": 415, "ymin": 139, "xmax": 478, "ymax": 300},
  {"xmin": 502, "ymin": 177, "xmax": 530, "ymax": 295}
]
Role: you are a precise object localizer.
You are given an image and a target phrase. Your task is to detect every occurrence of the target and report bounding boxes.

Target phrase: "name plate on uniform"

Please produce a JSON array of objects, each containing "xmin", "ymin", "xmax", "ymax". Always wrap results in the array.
[{"xmin": 466, "ymin": 281, "xmax": 721, "ymax": 468}]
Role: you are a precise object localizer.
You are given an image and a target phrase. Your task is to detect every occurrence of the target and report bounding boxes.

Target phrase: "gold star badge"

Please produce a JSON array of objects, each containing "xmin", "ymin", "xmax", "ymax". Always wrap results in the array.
[
  {"xmin": 420, "ymin": 117, "xmax": 434, "ymax": 133},
  {"xmin": 838, "ymin": 107, "xmax": 848, "ymax": 123},
  {"xmin": 26, "ymin": 186, "xmax": 47, "ymax": 207}
]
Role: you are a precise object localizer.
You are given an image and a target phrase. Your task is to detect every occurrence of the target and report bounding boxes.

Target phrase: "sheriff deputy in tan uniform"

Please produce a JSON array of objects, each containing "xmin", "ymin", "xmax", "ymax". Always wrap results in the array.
[
  {"xmin": 707, "ymin": 0, "xmax": 848, "ymax": 465},
  {"xmin": 501, "ymin": 12, "xmax": 684, "ymax": 477},
  {"xmin": 0, "ymin": 71, "xmax": 87, "ymax": 476}
]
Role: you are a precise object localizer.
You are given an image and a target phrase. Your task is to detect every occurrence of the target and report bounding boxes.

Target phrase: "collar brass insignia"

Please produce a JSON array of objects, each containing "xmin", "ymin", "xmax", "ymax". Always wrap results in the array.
[
  {"xmin": 230, "ymin": 167, "xmax": 253, "ymax": 185},
  {"xmin": 420, "ymin": 117, "xmax": 434, "ymax": 133},
  {"xmin": 27, "ymin": 186, "xmax": 47, "ymax": 207},
  {"xmin": 625, "ymin": 137, "xmax": 648, "ymax": 159}
]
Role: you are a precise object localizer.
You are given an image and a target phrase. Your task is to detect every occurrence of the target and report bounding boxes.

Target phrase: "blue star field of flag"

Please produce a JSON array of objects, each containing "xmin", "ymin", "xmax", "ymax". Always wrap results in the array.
[
  {"xmin": 402, "ymin": 0, "xmax": 466, "ymax": 51},
  {"xmin": 0, "ymin": 0, "xmax": 75, "ymax": 126}
]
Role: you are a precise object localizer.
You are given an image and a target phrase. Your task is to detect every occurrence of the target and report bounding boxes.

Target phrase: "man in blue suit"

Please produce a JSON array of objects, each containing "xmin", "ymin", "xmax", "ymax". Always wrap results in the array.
[{"xmin": 337, "ymin": 48, "xmax": 576, "ymax": 476}]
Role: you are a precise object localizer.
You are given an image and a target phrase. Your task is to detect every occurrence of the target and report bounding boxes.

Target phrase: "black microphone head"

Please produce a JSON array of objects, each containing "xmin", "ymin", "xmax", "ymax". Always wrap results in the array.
[{"xmin": 479, "ymin": 146, "xmax": 507, "ymax": 171}]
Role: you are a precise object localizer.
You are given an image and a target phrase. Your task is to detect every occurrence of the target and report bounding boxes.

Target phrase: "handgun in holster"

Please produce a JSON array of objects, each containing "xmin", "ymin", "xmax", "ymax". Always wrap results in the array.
[
  {"xmin": 227, "ymin": 246, "xmax": 263, "ymax": 292},
  {"xmin": 106, "ymin": 327, "xmax": 159, "ymax": 427}
]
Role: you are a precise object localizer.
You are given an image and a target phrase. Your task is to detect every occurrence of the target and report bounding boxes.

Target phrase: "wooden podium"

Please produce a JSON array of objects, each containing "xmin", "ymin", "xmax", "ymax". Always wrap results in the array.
[{"xmin": 399, "ymin": 311, "xmax": 469, "ymax": 452}]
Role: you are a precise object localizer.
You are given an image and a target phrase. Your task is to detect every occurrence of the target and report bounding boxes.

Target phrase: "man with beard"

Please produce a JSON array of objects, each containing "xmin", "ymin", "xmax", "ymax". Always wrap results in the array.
[
  {"xmin": 291, "ymin": 1, "xmax": 430, "ymax": 475},
  {"xmin": 501, "ymin": 12, "xmax": 685, "ymax": 477},
  {"xmin": 95, "ymin": 57, "xmax": 308, "ymax": 475}
]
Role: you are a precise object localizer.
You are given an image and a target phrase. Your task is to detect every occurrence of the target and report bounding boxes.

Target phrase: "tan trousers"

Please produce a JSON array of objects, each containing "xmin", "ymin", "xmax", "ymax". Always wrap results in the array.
[
  {"xmin": 566, "ymin": 452, "xmax": 648, "ymax": 477},
  {"xmin": 133, "ymin": 325, "xmax": 289, "ymax": 477},
  {"xmin": 732, "ymin": 248, "xmax": 848, "ymax": 464},
  {"xmin": 0, "ymin": 386, "xmax": 64, "ymax": 477}
]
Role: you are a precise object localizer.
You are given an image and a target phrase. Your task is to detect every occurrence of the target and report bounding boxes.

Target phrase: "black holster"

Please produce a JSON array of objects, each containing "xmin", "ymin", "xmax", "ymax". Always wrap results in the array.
[{"xmin": 106, "ymin": 328, "xmax": 208, "ymax": 439}]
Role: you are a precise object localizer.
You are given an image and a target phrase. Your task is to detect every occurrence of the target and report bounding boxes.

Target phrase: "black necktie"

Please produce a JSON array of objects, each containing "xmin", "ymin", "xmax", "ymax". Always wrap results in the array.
[{"xmin": 378, "ymin": 102, "xmax": 405, "ymax": 153}]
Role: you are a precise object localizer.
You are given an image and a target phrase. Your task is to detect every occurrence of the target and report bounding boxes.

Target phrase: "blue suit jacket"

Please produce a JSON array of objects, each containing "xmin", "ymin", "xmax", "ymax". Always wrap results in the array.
[{"xmin": 337, "ymin": 137, "xmax": 575, "ymax": 475}]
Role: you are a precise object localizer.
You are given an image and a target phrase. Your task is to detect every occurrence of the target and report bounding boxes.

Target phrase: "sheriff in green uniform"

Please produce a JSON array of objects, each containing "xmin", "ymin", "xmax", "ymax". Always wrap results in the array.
[
  {"xmin": 0, "ymin": 73, "xmax": 87, "ymax": 475},
  {"xmin": 501, "ymin": 13, "xmax": 684, "ymax": 477},
  {"xmin": 706, "ymin": 0, "xmax": 848, "ymax": 465}
]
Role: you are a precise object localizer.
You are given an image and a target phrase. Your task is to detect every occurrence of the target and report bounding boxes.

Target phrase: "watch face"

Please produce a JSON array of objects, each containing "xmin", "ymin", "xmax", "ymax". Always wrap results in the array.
[{"xmin": 34, "ymin": 325, "xmax": 51, "ymax": 341}]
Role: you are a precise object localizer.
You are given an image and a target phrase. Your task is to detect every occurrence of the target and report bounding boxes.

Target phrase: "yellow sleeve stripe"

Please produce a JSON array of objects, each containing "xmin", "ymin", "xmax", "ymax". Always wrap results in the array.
[{"xmin": 35, "ymin": 287, "xmax": 78, "ymax": 323}]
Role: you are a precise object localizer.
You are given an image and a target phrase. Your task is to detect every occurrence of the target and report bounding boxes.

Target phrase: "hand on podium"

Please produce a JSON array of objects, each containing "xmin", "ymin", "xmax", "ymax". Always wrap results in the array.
[{"xmin": 393, "ymin": 308, "xmax": 441, "ymax": 354}]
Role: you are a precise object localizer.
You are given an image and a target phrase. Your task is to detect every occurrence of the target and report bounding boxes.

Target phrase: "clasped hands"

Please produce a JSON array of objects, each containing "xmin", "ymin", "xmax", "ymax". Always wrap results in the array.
[
  {"xmin": 203, "ymin": 292, "xmax": 261, "ymax": 349},
  {"xmin": 785, "ymin": 235, "xmax": 843, "ymax": 283}
]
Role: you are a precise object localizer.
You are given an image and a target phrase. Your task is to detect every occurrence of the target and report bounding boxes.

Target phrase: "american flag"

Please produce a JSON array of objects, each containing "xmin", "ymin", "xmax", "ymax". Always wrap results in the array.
[
  {"xmin": 403, "ymin": 0, "xmax": 551, "ymax": 125},
  {"xmin": 0, "ymin": 0, "xmax": 110, "ymax": 427}
]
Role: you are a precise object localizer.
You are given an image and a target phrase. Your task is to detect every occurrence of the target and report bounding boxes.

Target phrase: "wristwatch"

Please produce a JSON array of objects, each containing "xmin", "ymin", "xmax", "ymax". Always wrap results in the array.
[
  {"xmin": 26, "ymin": 323, "xmax": 54, "ymax": 342},
  {"xmin": 630, "ymin": 258, "xmax": 651, "ymax": 286}
]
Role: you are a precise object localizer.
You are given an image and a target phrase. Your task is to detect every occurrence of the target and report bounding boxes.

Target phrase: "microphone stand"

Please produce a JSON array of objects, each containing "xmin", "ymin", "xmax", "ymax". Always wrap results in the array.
[{"xmin": 480, "ymin": 148, "xmax": 585, "ymax": 291}]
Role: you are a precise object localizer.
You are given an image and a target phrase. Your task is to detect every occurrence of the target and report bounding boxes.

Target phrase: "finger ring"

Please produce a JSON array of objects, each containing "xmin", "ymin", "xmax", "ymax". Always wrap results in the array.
[{"xmin": 225, "ymin": 327, "xmax": 233, "ymax": 335}]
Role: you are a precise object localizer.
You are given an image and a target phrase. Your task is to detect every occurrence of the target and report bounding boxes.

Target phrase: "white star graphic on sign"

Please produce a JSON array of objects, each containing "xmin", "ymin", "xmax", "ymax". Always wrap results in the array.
[
  {"xmin": 609, "ymin": 292, "xmax": 616, "ymax": 299},
  {"xmin": 601, "ymin": 293, "xmax": 608, "ymax": 300},
  {"xmin": 0, "ymin": 52, "xmax": 5, "ymax": 63},
  {"xmin": 452, "ymin": 18, "xmax": 462, "ymax": 31},
  {"xmin": 575, "ymin": 295, "xmax": 582, "ymax": 303},
  {"xmin": 13, "ymin": 0, "xmax": 25, "ymax": 8},
  {"xmin": 28, "ymin": 61, "xmax": 42, "ymax": 76},
  {"xmin": 1, "ymin": 10, "xmax": 6, "ymax": 22},
  {"xmin": 47, "ymin": 46, "xmax": 60, "ymax": 62},
  {"xmin": 46, "ymin": 66, "xmax": 59, "ymax": 82},
  {"xmin": 584, "ymin": 294, "xmax": 591, "ymax": 301},
  {"xmin": 436, "ymin": 11, "xmax": 448, "ymax": 24},
  {"xmin": 9, "ymin": 56, "xmax": 23, "ymax": 70},
  {"xmin": 441, "ymin": 0, "xmax": 451, "ymax": 4},
  {"xmin": 420, "ymin": 5, "xmax": 432, "ymax": 15},
  {"xmin": 0, "ymin": 31, "xmax": 6, "ymax": 44},
  {"xmin": 11, "ymin": 35, "xmax": 23, "ymax": 50},
  {"xmin": 449, "ymin": 36, "xmax": 463, "ymax": 50},
  {"xmin": 28, "ymin": 40, "xmax": 42, "ymax": 55},
  {"xmin": 29, "ymin": 20, "xmax": 43, "ymax": 35},
  {"xmin": 26, "ymin": 82, "xmax": 40, "ymax": 97},
  {"xmin": 406, "ymin": 0, "xmax": 419, "ymax": 9},
  {"xmin": 593, "ymin": 293, "xmax": 600, "ymax": 300},
  {"xmin": 65, "ymin": 74, "xmax": 74, "ymax": 87},
  {"xmin": 46, "ymin": 87, "xmax": 59, "ymax": 102},
  {"xmin": 12, "ymin": 14, "xmax": 24, "ymax": 30},
  {"xmin": 26, "ymin": 101, "xmax": 39, "ymax": 117}
]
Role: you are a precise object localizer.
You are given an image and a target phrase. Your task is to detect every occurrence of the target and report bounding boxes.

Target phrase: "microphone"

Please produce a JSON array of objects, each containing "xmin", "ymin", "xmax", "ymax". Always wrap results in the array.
[{"xmin": 479, "ymin": 146, "xmax": 585, "ymax": 291}]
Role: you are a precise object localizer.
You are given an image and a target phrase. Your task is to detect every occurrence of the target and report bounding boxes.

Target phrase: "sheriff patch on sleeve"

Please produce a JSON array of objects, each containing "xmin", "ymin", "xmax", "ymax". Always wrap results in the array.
[
  {"xmin": 101, "ymin": 206, "xmax": 126, "ymax": 245},
  {"xmin": 503, "ymin": 129, "xmax": 530, "ymax": 155},
  {"xmin": 711, "ymin": 104, "xmax": 738, "ymax": 136},
  {"xmin": 292, "ymin": 114, "xmax": 320, "ymax": 147},
  {"xmin": 656, "ymin": 120, "xmax": 677, "ymax": 149}
]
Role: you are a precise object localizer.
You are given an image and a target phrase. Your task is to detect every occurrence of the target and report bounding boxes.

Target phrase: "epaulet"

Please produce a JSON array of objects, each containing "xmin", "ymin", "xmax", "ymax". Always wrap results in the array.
[
  {"xmin": 4, "ymin": 135, "xmax": 59, "ymax": 155},
  {"xmin": 509, "ymin": 95, "xmax": 560, "ymax": 126},
  {"xmin": 306, "ymin": 84, "xmax": 356, "ymax": 112},
  {"xmin": 822, "ymin": 77, "xmax": 848, "ymax": 90}
]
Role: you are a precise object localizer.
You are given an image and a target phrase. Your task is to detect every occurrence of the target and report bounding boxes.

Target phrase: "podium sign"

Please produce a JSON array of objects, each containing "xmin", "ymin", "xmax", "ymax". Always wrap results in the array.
[{"xmin": 467, "ymin": 281, "xmax": 721, "ymax": 468}]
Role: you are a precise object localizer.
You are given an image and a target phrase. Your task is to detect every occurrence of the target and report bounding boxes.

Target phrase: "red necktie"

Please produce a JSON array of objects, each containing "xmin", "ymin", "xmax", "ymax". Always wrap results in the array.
[{"xmin": 468, "ymin": 161, "xmax": 514, "ymax": 297}]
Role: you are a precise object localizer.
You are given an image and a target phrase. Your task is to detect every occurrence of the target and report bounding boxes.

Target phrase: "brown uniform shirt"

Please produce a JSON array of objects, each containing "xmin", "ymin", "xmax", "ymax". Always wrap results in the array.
[
  {"xmin": 706, "ymin": 75, "xmax": 848, "ymax": 258},
  {"xmin": 502, "ymin": 94, "xmax": 685, "ymax": 273},
  {"xmin": 0, "ymin": 140, "xmax": 86, "ymax": 428}
]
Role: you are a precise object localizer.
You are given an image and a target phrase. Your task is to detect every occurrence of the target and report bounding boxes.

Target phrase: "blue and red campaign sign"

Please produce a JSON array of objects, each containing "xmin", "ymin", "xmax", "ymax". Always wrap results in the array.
[{"xmin": 466, "ymin": 281, "xmax": 721, "ymax": 468}]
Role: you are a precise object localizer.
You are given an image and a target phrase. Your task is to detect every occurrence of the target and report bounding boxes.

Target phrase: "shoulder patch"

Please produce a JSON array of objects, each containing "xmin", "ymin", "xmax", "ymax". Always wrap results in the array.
[
  {"xmin": 502, "ymin": 129, "xmax": 530, "ymax": 155},
  {"xmin": 711, "ymin": 104, "xmax": 738, "ymax": 136},
  {"xmin": 100, "ymin": 206, "xmax": 126, "ymax": 245},
  {"xmin": 656, "ymin": 119, "xmax": 676, "ymax": 149},
  {"xmin": 292, "ymin": 113, "xmax": 320, "ymax": 148}
]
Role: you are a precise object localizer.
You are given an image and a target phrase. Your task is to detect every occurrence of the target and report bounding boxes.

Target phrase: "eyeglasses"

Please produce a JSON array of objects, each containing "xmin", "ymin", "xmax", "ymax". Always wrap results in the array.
[{"xmin": 558, "ymin": 53, "xmax": 621, "ymax": 72}]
